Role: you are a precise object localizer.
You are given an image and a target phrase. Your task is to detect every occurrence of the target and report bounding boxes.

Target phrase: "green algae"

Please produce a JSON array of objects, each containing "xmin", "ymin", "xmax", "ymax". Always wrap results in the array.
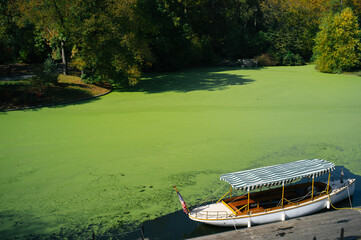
[{"xmin": 1, "ymin": 65, "xmax": 361, "ymax": 238}]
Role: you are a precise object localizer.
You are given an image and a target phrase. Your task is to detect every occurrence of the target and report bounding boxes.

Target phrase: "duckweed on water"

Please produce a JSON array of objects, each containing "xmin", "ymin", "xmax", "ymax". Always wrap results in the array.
[{"xmin": 1, "ymin": 65, "xmax": 361, "ymax": 239}]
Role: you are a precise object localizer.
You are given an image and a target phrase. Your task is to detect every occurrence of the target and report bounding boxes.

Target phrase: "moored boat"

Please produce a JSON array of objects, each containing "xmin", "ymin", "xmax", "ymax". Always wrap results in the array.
[{"xmin": 177, "ymin": 159, "xmax": 356, "ymax": 227}]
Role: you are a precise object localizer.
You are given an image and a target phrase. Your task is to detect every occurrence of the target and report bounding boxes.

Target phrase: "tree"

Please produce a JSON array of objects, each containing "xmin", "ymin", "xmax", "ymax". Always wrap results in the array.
[
  {"xmin": 11, "ymin": 0, "xmax": 152, "ymax": 86},
  {"xmin": 14, "ymin": 0, "xmax": 74, "ymax": 74},
  {"xmin": 70, "ymin": 0, "xmax": 153, "ymax": 86},
  {"xmin": 314, "ymin": 7, "xmax": 361, "ymax": 73}
]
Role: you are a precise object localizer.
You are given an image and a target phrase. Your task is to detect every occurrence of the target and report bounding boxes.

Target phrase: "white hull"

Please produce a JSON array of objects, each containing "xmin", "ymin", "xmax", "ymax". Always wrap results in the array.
[{"xmin": 189, "ymin": 179, "xmax": 355, "ymax": 227}]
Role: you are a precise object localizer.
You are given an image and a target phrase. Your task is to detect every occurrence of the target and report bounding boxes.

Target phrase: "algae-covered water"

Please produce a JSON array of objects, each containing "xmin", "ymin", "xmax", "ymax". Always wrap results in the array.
[{"xmin": 1, "ymin": 65, "xmax": 361, "ymax": 239}]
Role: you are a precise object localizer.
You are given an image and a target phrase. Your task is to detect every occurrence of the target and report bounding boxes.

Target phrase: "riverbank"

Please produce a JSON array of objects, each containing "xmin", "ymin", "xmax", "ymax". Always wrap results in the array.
[{"xmin": 0, "ymin": 74, "xmax": 111, "ymax": 111}]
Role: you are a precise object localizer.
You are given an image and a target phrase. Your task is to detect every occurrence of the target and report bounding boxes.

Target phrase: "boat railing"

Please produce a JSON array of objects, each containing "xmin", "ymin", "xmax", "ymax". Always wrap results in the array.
[
  {"xmin": 277, "ymin": 188, "xmax": 331, "ymax": 207},
  {"xmin": 193, "ymin": 210, "xmax": 230, "ymax": 219}
]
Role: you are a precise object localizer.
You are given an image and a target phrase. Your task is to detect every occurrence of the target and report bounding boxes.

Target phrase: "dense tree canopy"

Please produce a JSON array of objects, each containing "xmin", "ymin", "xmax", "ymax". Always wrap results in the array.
[
  {"xmin": 1, "ymin": 0, "xmax": 361, "ymax": 85},
  {"xmin": 0, "ymin": 0, "xmax": 49, "ymax": 63},
  {"xmin": 69, "ymin": 0, "xmax": 153, "ymax": 86}
]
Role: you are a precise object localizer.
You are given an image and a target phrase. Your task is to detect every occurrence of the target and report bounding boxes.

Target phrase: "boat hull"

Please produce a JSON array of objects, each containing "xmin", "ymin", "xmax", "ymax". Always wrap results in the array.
[{"xmin": 189, "ymin": 179, "xmax": 355, "ymax": 227}]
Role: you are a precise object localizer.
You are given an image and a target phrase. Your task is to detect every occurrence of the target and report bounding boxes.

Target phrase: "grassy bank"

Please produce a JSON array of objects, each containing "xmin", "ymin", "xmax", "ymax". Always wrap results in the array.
[
  {"xmin": 0, "ymin": 65, "xmax": 361, "ymax": 239},
  {"xmin": 0, "ymin": 75, "xmax": 110, "ymax": 111}
]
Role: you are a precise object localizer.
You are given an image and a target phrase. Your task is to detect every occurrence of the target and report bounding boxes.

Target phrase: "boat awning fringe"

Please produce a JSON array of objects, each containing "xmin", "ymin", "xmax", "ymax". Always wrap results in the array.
[{"xmin": 220, "ymin": 159, "xmax": 335, "ymax": 191}]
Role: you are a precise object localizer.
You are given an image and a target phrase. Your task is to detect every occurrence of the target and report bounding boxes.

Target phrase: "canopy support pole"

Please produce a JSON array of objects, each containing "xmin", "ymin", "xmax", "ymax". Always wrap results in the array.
[
  {"xmin": 311, "ymin": 175, "xmax": 315, "ymax": 201},
  {"xmin": 281, "ymin": 181, "xmax": 285, "ymax": 208},
  {"xmin": 216, "ymin": 189, "xmax": 231, "ymax": 203},
  {"xmin": 327, "ymin": 171, "xmax": 331, "ymax": 194},
  {"xmin": 247, "ymin": 187, "xmax": 250, "ymax": 213}
]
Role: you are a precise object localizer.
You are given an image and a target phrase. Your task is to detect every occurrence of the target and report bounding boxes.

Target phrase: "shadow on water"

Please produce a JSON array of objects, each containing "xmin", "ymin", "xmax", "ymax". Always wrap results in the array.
[
  {"xmin": 142, "ymin": 211, "xmax": 231, "ymax": 240},
  {"xmin": 110, "ymin": 210, "xmax": 230, "ymax": 240},
  {"xmin": 2, "ymin": 67, "xmax": 253, "ymax": 112},
  {"xmin": 0, "ymin": 210, "xmax": 60, "ymax": 240},
  {"xmin": 117, "ymin": 166, "xmax": 361, "ymax": 240},
  {"xmin": 120, "ymin": 68, "xmax": 255, "ymax": 94}
]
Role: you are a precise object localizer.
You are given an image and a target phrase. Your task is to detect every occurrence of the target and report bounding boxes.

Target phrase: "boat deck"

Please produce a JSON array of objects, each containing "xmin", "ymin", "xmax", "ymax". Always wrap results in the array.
[{"xmin": 190, "ymin": 202, "xmax": 233, "ymax": 219}]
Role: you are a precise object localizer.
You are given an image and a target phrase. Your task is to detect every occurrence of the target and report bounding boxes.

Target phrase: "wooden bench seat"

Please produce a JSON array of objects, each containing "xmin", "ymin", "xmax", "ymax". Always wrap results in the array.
[{"xmin": 227, "ymin": 199, "xmax": 256, "ymax": 212}]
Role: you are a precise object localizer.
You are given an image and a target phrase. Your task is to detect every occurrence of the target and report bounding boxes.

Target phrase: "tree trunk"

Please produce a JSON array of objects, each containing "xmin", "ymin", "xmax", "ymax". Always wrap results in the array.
[{"xmin": 61, "ymin": 40, "xmax": 68, "ymax": 75}]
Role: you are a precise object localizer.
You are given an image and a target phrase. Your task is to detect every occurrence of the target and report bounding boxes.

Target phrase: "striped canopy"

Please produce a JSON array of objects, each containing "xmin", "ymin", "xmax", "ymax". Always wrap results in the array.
[{"xmin": 220, "ymin": 159, "xmax": 335, "ymax": 191}]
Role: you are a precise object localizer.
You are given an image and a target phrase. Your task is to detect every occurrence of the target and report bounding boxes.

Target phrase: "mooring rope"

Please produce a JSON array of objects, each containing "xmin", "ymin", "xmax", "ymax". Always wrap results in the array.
[
  {"xmin": 347, "ymin": 186, "xmax": 353, "ymax": 209},
  {"xmin": 327, "ymin": 181, "xmax": 361, "ymax": 211},
  {"xmin": 195, "ymin": 183, "xmax": 228, "ymax": 208}
]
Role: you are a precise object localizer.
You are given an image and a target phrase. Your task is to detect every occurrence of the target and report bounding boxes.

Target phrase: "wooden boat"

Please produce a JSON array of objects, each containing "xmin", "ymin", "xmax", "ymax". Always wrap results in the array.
[{"xmin": 188, "ymin": 159, "xmax": 356, "ymax": 227}]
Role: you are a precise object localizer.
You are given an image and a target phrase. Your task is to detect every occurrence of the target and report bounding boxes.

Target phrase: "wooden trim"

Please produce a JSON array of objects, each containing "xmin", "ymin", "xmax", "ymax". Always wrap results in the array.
[{"xmin": 222, "ymin": 200, "xmax": 237, "ymax": 215}]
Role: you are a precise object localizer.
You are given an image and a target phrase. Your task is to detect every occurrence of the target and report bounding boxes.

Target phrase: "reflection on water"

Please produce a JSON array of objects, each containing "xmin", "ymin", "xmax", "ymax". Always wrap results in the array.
[{"xmin": 119, "ymin": 166, "xmax": 360, "ymax": 240}]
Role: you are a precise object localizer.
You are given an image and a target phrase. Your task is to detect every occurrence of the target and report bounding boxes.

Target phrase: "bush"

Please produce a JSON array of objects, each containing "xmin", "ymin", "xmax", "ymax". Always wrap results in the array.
[
  {"xmin": 30, "ymin": 58, "xmax": 59, "ymax": 94},
  {"xmin": 282, "ymin": 51, "xmax": 304, "ymax": 66},
  {"xmin": 42, "ymin": 58, "xmax": 59, "ymax": 84},
  {"xmin": 255, "ymin": 53, "xmax": 277, "ymax": 66}
]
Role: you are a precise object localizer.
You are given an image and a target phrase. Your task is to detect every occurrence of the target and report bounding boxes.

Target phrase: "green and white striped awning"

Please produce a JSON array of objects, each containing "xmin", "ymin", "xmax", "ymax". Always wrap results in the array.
[{"xmin": 220, "ymin": 159, "xmax": 335, "ymax": 191}]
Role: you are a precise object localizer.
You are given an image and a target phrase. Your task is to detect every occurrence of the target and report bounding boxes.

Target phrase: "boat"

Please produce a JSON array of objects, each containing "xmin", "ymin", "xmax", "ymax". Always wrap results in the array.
[{"xmin": 183, "ymin": 159, "xmax": 355, "ymax": 227}]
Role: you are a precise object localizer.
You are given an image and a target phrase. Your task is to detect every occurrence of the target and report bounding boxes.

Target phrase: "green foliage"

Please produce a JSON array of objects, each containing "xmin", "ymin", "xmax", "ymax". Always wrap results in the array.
[
  {"xmin": 3, "ymin": 0, "xmax": 361, "ymax": 84},
  {"xmin": 135, "ymin": 0, "xmax": 193, "ymax": 70},
  {"xmin": 282, "ymin": 51, "xmax": 304, "ymax": 66},
  {"xmin": 314, "ymin": 8, "xmax": 361, "ymax": 73},
  {"xmin": 0, "ymin": 0, "xmax": 48, "ymax": 64},
  {"xmin": 260, "ymin": 0, "xmax": 326, "ymax": 64},
  {"xmin": 43, "ymin": 58, "xmax": 59, "ymax": 84},
  {"xmin": 70, "ymin": 0, "xmax": 148, "ymax": 87}
]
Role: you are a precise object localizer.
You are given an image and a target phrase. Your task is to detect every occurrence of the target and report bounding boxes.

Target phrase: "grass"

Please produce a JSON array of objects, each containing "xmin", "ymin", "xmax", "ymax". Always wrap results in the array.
[
  {"xmin": 0, "ymin": 75, "xmax": 110, "ymax": 111},
  {"xmin": 0, "ymin": 65, "xmax": 361, "ymax": 239}
]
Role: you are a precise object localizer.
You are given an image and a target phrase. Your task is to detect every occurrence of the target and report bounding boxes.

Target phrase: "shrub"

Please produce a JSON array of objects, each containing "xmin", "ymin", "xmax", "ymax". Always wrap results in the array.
[
  {"xmin": 282, "ymin": 51, "xmax": 304, "ymax": 66},
  {"xmin": 255, "ymin": 53, "xmax": 277, "ymax": 66},
  {"xmin": 42, "ymin": 57, "xmax": 59, "ymax": 85},
  {"xmin": 30, "ymin": 57, "xmax": 59, "ymax": 94}
]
